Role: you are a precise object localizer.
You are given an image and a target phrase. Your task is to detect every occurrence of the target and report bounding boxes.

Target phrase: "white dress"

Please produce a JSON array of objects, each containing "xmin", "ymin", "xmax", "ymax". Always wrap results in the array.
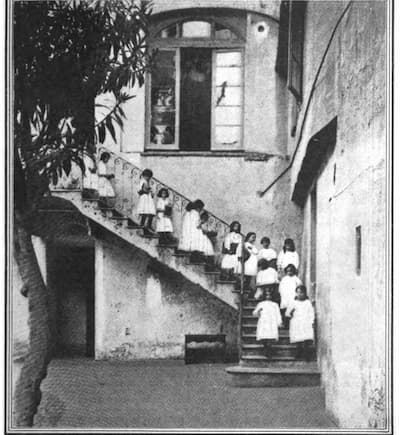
[
  {"xmin": 221, "ymin": 232, "xmax": 242, "ymax": 274},
  {"xmin": 279, "ymin": 275, "xmax": 302, "ymax": 309},
  {"xmin": 178, "ymin": 210, "xmax": 192, "ymax": 251},
  {"xmin": 156, "ymin": 198, "xmax": 173, "ymax": 233},
  {"xmin": 198, "ymin": 223, "xmax": 215, "ymax": 256},
  {"xmin": 253, "ymin": 300, "xmax": 282, "ymax": 341},
  {"xmin": 256, "ymin": 268, "xmax": 279, "ymax": 286},
  {"xmin": 277, "ymin": 250, "xmax": 300, "ymax": 271},
  {"xmin": 137, "ymin": 178, "xmax": 156, "ymax": 215},
  {"xmin": 244, "ymin": 242, "xmax": 258, "ymax": 276},
  {"xmin": 188, "ymin": 210, "xmax": 205, "ymax": 252},
  {"xmin": 258, "ymin": 248, "xmax": 277, "ymax": 262},
  {"xmin": 97, "ymin": 161, "xmax": 115, "ymax": 197},
  {"xmin": 286, "ymin": 299, "xmax": 315, "ymax": 343}
]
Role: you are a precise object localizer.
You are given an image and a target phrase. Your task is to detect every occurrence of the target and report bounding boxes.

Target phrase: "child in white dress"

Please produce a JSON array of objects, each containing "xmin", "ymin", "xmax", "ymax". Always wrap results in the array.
[
  {"xmin": 277, "ymin": 238, "xmax": 300, "ymax": 278},
  {"xmin": 97, "ymin": 152, "xmax": 115, "ymax": 209},
  {"xmin": 258, "ymin": 237, "xmax": 277, "ymax": 263},
  {"xmin": 181, "ymin": 199, "xmax": 205, "ymax": 261},
  {"xmin": 244, "ymin": 232, "xmax": 258, "ymax": 293},
  {"xmin": 285, "ymin": 285, "xmax": 315, "ymax": 360},
  {"xmin": 220, "ymin": 221, "xmax": 242, "ymax": 280},
  {"xmin": 279, "ymin": 264, "xmax": 302, "ymax": 327},
  {"xmin": 156, "ymin": 188, "xmax": 174, "ymax": 244},
  {"xmin": 199, "ymin": 211, "xmax": 216, "ymax": 271},
  {"xmin": 252, "ymin": 288, "xmax": 282, "ymax": 358},
  {"xmin": 137, "ymin": 168, "xmax": 156, "ymax": 235},
  {"xmin": 178, "ymin": 202, "xmax": 194, "ymax": 252},
  {"xmin": 255, "ymin": 259, "xmax": 279, "ymax": 301}
]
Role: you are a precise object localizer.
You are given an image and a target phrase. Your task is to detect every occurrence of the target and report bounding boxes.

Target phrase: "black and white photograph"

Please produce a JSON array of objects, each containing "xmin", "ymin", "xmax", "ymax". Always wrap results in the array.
[{"xmin": 5, "ymin": 0, "xmax": 394, "ymax": 432}]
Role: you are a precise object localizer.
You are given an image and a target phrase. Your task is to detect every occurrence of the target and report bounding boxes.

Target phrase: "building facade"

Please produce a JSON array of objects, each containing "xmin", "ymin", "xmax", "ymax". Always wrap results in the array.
[{"xmin": 12, "ymin": 0, "xmax": 389, "ymax": 429}]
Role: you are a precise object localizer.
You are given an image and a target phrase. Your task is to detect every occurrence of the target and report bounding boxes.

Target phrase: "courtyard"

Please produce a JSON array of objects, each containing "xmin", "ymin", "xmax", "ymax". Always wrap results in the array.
[{"xmin": 33, "ymin": 359, "xmax": 335, "ymax": 430}]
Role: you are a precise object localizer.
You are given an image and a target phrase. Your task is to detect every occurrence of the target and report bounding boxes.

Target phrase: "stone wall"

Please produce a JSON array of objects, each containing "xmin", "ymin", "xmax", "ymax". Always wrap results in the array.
[
  {"xmin": 290, "ymin": 1, "xmax": 387, "ymax": 428},
  {"xmin": 94, "ymin": 233, "xmax": 238, "ymax": 360}
]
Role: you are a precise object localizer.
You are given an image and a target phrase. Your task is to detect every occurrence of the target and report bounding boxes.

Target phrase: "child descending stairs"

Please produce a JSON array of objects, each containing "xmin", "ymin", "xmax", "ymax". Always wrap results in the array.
[{"xmin": 226, "ymin": 296, "xmax": 320, "ymax": 387}]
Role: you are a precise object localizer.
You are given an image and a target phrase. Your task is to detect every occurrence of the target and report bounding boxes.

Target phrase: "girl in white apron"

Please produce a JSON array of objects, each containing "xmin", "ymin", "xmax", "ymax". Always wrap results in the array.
[
  {"xmin": 137, "ymin": 168, "xmax": 156, "ymax": 234},
  {"xmin": 156, "ymin": 188, "xmax": 174, "ymax": 244},
  {"xmin": 220, "ymin": 221, "xmax": 242, "ymax": 280},
  {"xmin": 244, "ymin": 232, "xmax": 258, "ymax": 293}
]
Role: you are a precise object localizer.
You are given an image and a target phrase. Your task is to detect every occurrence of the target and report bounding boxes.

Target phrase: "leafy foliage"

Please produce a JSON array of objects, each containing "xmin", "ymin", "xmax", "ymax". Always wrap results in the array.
[{"xmin": 14, "ymin": 0, "xmax": 152, "ymax": 206}]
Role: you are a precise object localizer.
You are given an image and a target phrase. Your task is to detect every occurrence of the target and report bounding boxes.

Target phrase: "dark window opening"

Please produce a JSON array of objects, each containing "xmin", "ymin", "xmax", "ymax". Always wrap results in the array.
[
  {"xmin": 276, "ymin": 1, "xmax": 290, "ymax": 79},
  {"xmin": 180, "ymin": 48, "xmax": 212, "ymax": 151},
  {"xmin": 288, "ymin": 1, "xmax": 306, "ymax": 101},
  {"xmin": 356, "ymin": 225, "xmax": 362, "ymax": 275}
]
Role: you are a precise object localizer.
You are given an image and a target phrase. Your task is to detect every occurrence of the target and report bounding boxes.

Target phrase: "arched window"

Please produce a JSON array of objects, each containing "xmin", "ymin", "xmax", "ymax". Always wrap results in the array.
[{"xmin": 147, "ymin": 15, "xmax": 245, "ymax": 152}]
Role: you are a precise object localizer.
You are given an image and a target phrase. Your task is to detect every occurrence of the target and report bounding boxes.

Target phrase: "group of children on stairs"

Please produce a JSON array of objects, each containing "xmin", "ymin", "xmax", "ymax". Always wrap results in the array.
[{"xmin": 86, "ymin": 158, "xmax": 315, "ymax": 360}]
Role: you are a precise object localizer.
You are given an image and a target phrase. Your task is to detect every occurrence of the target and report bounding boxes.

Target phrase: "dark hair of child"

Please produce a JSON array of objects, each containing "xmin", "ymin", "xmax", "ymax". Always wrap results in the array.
[
  {"xmin": 284, "ymin": 263, "xmax": 297, "ymax": 274},
  {"xmin": 193, "ymin": 199, "xmax": 205, "ymax": 210},
  {"xmin": 229, "ymin": 221, "xmax": 241, "ymax": 233},
  {"xmin": 245, "ymin": 232, "xmax": 256, "ymax": 242},
  {"xmin": 200, "ymin": 211, "xmax": 209, "ymax": 221},
  {"xmin": 157, "ymin": 188, "xmax": 169, "ymax": 198},
  {"xmin": 185, "ymin": 202, "xmax": 194, "ymax": 211},
  {"xmin": 258, "ymin": 258, "xmax": 269, "ymax": 270},
  {"xmin": 100, "ymin": 152, "xmax": 110, "ymax": 161},
  {"xmin": 142, "ymin": 168, "xmax": 153, "ymax": 178},
  {"xmin": 260, "ymin": 236, "xmax": 270, "ymax": 246},
  {"xmin": 295, "ymin": 285, "xmax": 309, "ymax": 299},
  {"xmin": 269, "ymin": 259, "xmax": 277, "ymax": 270},
  {"xmin": 283, "ymin": 238, "xmax": 295, "ymax": 252}
]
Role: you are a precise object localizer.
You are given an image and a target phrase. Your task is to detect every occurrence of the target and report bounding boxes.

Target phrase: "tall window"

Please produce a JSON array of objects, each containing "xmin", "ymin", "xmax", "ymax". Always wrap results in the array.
[
  {"xmin": 288, "ymin": 1, "xmax": 306, "ymax": 101},
  {"xmin": 147, "ymin": 18, "xmax": 245, "ymax": 151}
]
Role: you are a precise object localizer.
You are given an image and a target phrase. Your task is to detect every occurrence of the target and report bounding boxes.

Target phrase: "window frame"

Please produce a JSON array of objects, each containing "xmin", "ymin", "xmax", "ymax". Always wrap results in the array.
[
  {"xmin": 146, "ymin": 18, "xmax": 245, "ymax": 152},
  {"xmin": 287, "ymin": 1, "xmax": 306, "ymax": 102}
]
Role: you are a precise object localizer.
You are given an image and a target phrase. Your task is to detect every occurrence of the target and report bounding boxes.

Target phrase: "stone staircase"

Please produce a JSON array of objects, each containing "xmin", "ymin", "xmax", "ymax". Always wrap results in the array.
[
  {"xmin": 226, "ymin": 296, "xmax": 320, "ymax": 387},
  {"xmin": 51, "ymin": 190, "xmax": 240, "ymax": 310}
]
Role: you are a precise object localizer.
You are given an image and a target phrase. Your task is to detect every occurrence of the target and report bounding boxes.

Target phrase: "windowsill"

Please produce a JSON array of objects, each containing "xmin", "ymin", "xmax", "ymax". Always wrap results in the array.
[
  {"xmin": 141, "ymin": 150, "xmax": 246, "ymax": 157},
  {"xmin": 141, "ymin": 150, "xmax": 288, "ymax": 160}
]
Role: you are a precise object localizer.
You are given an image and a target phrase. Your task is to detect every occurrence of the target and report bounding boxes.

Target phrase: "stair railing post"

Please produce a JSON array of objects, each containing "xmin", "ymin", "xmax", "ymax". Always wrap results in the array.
[{"xmin": 238, "ymin": 234, "xmax": 245, "ymax": 362}]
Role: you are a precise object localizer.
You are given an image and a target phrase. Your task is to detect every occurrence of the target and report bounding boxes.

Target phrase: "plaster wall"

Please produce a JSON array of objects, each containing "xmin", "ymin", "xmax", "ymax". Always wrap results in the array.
[
  {"xmin": 95, "ymin": 234, "xmax": 238, "ymax": 360},
  {"xmin": 291, "ymin": 2, "xmax": 387, "ymax": 429},
  {"xmin": 103, "ymin": 3, "xmax": 297, "ymax": 251},
  {"xmin": 142, "ymin": 154, "xmax": 303, "ymax": 253}
]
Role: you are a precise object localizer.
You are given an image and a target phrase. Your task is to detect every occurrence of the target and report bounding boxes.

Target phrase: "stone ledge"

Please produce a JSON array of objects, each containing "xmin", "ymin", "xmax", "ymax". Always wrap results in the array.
[{"xmin": 141, "ymin": 150, "xmax": 288, "ymax": 160}]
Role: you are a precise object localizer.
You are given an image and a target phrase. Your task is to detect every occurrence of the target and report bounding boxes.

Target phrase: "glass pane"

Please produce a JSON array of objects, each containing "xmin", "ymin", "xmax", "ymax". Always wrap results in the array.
[
  {"xmin": 215, "ymin": 66, "xmax": 242, "ymax": 86},
  {"xmin": 215, "ymin": 107, "xmax": 241, "ymax": 125},
  {"xmin": 215, "ymin": 23, "xmax": 238, "ymax": 40},
  {"xmin": 182, "ymin": 21, "xmax": 211, "ymax": 38},
  {"xmin": 215, "ymin": 126, "xmax": 241, "ymax": 145},
  {"xmin": 216, "ymin": 51, "xmax": 242, "ymax": 67},
  {"xmin": 215, "ymin": 86, "xmax": 241, "ymax": 106},
  {"xmin": 151, "ymin": 51, "xmax": 176, "ymax": 145},
  {"xmin": 158, "ymin": 24, "xmax": 178, "ymax": 38}
]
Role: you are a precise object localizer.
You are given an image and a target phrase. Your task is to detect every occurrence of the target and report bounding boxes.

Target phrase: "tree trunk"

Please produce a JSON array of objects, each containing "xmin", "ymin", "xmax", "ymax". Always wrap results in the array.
[{"xmin": 13, "ymin": 214, "xmax": 52, "ymax": 427}]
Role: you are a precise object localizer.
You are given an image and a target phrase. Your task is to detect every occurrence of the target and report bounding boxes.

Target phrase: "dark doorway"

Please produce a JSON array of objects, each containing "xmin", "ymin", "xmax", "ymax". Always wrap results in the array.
[
  {"xmin": 48, "ymin": 244, "xmax": 95, "ymax": 357},
  {"xmin": 180, "ymin": 48, "xmax": 212, "ymax": 150},
  {"xmin": 310, "ymin": 185, "xmax": 317, "ymax": 301}
]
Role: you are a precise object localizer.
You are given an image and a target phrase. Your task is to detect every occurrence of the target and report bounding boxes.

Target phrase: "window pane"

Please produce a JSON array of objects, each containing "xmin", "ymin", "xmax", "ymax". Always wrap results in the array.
[
  {"xmin": 215, "ymin": 106, "xmax": 241, "ymax": 125},
  {"xmin": 158, "ymin": 24, "xmax": 178, "ymax": 38},
  {"xmin": 182, "ymin": 21, "xmax": 211, "ymax": 38},
  {"xmin": 151, "ymin": 51, "xmax": 176, "ymax": 145},
  {"xmin": 215, "ymin": 66, "xmax": 242, "ymax": 86},
  {"xmin": 215, "ymin": 85, "xmax": 241, "ymax": 106},
  {"xmin": 215, "ymin": 23, "xmax": 238, "ymax": 40},
  {"xmin": 216, "ymin": 51, "xmax": 242, "ymax": 67},
  {"xmin": 215, "ymin": 126, "xmax": 241, "ymax": 145}
]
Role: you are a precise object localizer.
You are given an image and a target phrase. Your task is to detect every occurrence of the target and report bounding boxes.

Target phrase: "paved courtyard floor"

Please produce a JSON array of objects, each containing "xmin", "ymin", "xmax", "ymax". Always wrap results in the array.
[{"xmin": 33, "ymin": 358, "xmax": 336, "ymax": 430}]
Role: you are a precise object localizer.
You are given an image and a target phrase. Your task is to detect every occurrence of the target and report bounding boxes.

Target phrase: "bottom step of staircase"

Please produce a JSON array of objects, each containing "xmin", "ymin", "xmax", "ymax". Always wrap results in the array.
[{"xmin": 226, "ymin": 362, "xmax": 320, "ymax": 387}]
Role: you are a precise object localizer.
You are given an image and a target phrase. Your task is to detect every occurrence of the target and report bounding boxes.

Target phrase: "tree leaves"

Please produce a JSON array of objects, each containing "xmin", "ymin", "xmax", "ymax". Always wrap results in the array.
[{"xmin": 14, "ymin": 0, "xmax": 151, "ymax": 204}]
